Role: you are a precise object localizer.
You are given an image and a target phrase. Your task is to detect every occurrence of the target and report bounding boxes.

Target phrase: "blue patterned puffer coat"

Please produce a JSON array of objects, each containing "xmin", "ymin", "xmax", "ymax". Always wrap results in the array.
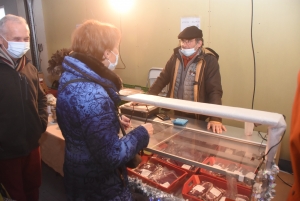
[{"xmin": 56, "ymin": 53, "xmax": 150, "ymax": 201}]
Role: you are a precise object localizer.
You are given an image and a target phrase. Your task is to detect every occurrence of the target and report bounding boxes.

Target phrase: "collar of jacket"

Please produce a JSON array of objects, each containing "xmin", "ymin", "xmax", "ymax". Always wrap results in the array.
[
  {"xmin": 173, "ymin": 46, "xmax": 219, "ymax": 63},
  {"xmin": 69, "ymin": 52, "xmax": 123, "ymax": 91}
]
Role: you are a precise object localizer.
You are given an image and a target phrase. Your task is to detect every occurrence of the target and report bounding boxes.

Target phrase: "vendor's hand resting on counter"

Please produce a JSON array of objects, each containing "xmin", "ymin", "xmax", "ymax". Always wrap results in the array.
[{"xmin": 207, "ymin": 121, "xmax": 227, "ymax": 134}]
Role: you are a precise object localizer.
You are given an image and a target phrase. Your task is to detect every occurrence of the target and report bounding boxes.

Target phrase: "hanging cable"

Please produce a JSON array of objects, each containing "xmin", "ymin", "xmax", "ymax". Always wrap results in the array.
[
  {"xmin": 257, "ymin": 114, "xmax": 286, "ymax": 161},
  {"xmin": 116, "ymin": 14, "xmax": 127, "ymax": 69},
  {"xmin": 277, "ymin": 174, "xmax": 292, "ymax": 187},
  {"xmin": 251, "ymin": 0, "xmax": 256, "ymax": 109},
  {"xmin": 258, "ymin": 129, "xmax": 285, "ymax": 161},
  {"xmin": 258, "ymin": 131, "xmax": 267, "ymax": 141}
]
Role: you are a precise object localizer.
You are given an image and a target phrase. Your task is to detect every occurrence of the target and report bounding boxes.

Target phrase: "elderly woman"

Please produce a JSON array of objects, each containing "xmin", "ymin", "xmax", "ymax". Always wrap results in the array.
[{"xmin": 56, "ymin": 20, "xmax": 153, "ymax": 200}]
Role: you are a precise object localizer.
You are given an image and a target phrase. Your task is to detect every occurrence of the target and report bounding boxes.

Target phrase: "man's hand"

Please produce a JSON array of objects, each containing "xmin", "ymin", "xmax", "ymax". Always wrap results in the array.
[
  {"xmin": 207, "ymin": 121, "xmax": 227, "ymax": 134},
  {"xmin": 120, "ymin": 115, "xmax": 131, "ymax": 130}
]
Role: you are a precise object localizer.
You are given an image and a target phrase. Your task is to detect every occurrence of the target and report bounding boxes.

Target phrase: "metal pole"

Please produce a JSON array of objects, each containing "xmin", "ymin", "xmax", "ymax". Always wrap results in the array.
[{"xmin": 23, "ymin": 0, "xmax": 40, "ymax": 71}]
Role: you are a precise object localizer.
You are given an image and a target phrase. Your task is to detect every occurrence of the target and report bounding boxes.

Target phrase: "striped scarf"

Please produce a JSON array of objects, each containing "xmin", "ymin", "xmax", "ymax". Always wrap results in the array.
[{"xmin": 0, "ymin": 45, "xmax": 26, "ymax": 72}]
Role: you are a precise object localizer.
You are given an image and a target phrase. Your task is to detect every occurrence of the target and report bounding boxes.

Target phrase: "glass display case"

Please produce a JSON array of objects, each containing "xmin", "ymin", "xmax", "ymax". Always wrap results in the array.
[
  {"xmin": 119, "ymin": 91, "xmax": 286, "ymax": 200},
  {"xmin": 127, "ymin": 116, "xmax": 266, "ymax": 190}
]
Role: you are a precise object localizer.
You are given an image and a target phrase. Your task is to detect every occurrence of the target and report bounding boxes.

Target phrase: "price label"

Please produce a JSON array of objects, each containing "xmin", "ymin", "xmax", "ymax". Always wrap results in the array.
[
  {"xmin": 161, "ymin": 182, "xmax": 170, "ymax": 188},
  {"xmin": 181, "ymin": 164, "xmax": 191, "ymax": 170},
  {"xmin": 141, "ymin": 169, "xmax": 151, "ymax": 177},
  {"xmin": 213, "ymin": 164, "xmax": 222, "ymax": 169},
  {"xmin": 210, "ymin": 187, "xmax": 221, "ymax": 197},
  {"xmin": 193, "ymin": 185, "xmax": 205, "ymax": 192},
  {"xmin": 245, "ymin": 172, "xmax": 256, "ymax": 180}
]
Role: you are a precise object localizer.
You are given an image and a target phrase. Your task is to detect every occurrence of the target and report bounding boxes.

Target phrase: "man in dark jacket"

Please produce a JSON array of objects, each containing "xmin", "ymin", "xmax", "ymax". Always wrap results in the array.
[
  {"xmin": 148, "ymin": 26, "xmax": 226, "ymax": 134},
  {"xmin": 0, "ymin": 14, "xmax": 48, "ymax": 201}
]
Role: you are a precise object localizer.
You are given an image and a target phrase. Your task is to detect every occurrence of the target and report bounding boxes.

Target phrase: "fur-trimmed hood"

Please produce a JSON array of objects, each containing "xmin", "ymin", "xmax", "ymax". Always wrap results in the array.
[
  {"xmin": 59, "ymin": 52, "xmax": 123, "ymax": 105},
  {"xmin": 67, "ymin": 52, "xmax": 123, "ymax": 91}
]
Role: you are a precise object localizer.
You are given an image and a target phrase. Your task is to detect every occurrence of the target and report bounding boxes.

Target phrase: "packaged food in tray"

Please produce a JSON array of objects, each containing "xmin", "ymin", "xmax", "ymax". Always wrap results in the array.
[
  {"xmin": 156, "ymin": 139, "xmax": 209, "ymax": 163},
  {"xmin": 182, "ymin": 175, "xmax": 251, "ymax": 201},
  {"xmin": 127, "ymin": 157, "xmax": 188, "ymax": 193},
  {"xmin": 200, "ymin": 156, "xmax": 256, "ymax": 189},
  {"xmin": 152, "ymin": 154, "xmax": 200, "ymax": 176}
]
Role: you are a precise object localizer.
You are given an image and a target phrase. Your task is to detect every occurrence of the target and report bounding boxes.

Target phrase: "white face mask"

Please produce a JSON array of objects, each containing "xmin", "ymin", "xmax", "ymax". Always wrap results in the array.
[
  {"xmin": 1, "ymin": 35, "xmax": 30, "ymax": 58},
  {"xmin": 108, "ymin": 51, "xmax": 119, "ymax": 71},
  {"xmin": 180, "ymin": 47, "xmax": 196, "ymax": 57}
]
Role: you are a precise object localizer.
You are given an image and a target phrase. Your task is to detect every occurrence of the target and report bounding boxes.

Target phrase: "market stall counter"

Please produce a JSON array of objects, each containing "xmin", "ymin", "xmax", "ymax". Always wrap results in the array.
[
  {"xmin": 39, "ymin": 113, "xmax": 267, "ymax": 199},
  {"xmin": 39, "ymin": 117, "xmax": 65, "ymax": 176}
]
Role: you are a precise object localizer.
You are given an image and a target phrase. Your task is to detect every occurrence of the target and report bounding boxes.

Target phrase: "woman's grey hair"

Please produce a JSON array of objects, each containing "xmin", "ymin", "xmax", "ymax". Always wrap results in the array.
[{"xmin": 0, "ymin": 14, "xmax": 28, "ymax": 36}]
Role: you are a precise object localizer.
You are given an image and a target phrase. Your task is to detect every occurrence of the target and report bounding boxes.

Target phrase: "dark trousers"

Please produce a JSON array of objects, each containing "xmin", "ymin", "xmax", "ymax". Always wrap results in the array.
[{"xmin": 0, "ymin": 147, "xmax": 41, "ymax": 201}]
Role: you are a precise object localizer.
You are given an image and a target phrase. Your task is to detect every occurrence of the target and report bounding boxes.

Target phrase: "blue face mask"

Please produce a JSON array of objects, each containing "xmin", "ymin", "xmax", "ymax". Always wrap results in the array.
[
  {"xmin": 108, "ymin": 51, "xmax": 119, "ymax": 71},
  {"xmin": 180, "ymin": 47, "xmax": 196, "ymax": 56},
  {"xmin": 1, "ymin": 35, "xmax": 30, "ymax": 58}
]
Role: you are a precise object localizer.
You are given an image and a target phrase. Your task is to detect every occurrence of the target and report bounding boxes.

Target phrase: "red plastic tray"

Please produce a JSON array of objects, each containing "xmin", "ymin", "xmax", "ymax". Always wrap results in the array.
[
  {"xmin": 152, "ymin": 154, "xmax": 200, "ymax": 176},
  {"xmin": 182, "ymin": 175, "xmax": 251, "ymax": 201},
  {"xmin": 200, "ymin": 156, "xmax": 256, "ymax": 189},
  {"xmin": 127, "ymin": 157, "xmax": 188, "ymax": 193}
]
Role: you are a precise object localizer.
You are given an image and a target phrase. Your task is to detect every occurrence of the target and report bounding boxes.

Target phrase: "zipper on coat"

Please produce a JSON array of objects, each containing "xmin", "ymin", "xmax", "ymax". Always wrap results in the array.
[
  {"xmin": 19, "ymin": 73, "xmax": 29, "ymax": 100},
  {"xmin": 18, "ymin": 72, "xmax": 27, "ymax": 132},
  {"xmin": 24, "ymin": 75, "xmax": 28, "ymax": 100}
]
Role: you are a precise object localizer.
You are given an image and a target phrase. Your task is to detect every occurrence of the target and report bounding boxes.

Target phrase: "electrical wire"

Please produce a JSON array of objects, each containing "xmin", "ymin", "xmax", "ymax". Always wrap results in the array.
[
  {"xmin": 277, "ymin": 174, "xmax": 292, "ymax": 187},
  {"xmin": 258, "ymin": 137, "xmax": 265, "ymax": 157},
  {"xmin": 145, "ymin": 105, "xmax": 149, "ymax": 123},
  {"xmin": 251, "ymin": 0, "xmax": 256, "ymax": 109},
  {"xmin": 255, "ymin": 114, "xmax": 286, "ymax": 161},
  {"xmin": 258, "ymin": 128, "xmax": 286, "ymax": 161},
  {"xmin": 258, "ymin": 131, "xmax": 267, "ymax": 141},
  {"xmin": 257, "ymin": 114, "xmax": 286, "ymax": 159},
  {"xmin": 116, "ymin": 14, "xmax": 127, "ymax": 69},
  {"xmin": 257, "ymin": 131, "xmax": 267, "ymax": 156}
]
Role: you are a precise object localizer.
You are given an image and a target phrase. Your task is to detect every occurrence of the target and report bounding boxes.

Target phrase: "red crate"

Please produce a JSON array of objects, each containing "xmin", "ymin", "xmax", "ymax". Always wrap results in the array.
[
  {"xmin": 152, "ymin": 154, "xmax": 200, "ymax": 176},
  {"xmin": 127, "ymin": 157, "xmax": 188, "ymax": 193},
  {"xmin": 200, "ymin": 156, "xmax": 256, "ymax": 190},
  {"xmin": 141, "ymin": 153, "xmax": 152, "ymax": 163},
  {"xmin": 182, "ymin": 175, "xmax": 251, "ymax": 201}
]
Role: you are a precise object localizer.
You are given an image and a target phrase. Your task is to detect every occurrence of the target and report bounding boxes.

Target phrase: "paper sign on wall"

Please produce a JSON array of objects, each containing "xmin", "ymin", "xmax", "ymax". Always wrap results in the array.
[{"xmin": 180, "ymin": 17, "xmax": 200, "ymax": 31}]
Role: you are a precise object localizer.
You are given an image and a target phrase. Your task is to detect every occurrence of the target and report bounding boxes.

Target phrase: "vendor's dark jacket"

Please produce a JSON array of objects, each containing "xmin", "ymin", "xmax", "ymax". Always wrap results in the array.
[
  {"xmin": 148, "ymin": 46, "xmax": 223, "ymax": 122},
  {"xmin": 0, "ymin": 57, "xmax": 48, "ymax": 160}
]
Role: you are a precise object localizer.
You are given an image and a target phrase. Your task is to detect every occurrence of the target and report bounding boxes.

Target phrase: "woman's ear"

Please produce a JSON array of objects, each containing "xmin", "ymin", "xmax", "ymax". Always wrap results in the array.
[
  {"xmin": 102, "ymin": 50, "xmax": 110, "ymax": 67},
  {"xmin": 103, "ymin": 49, "xmax": 111, "ymax": 60}
]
